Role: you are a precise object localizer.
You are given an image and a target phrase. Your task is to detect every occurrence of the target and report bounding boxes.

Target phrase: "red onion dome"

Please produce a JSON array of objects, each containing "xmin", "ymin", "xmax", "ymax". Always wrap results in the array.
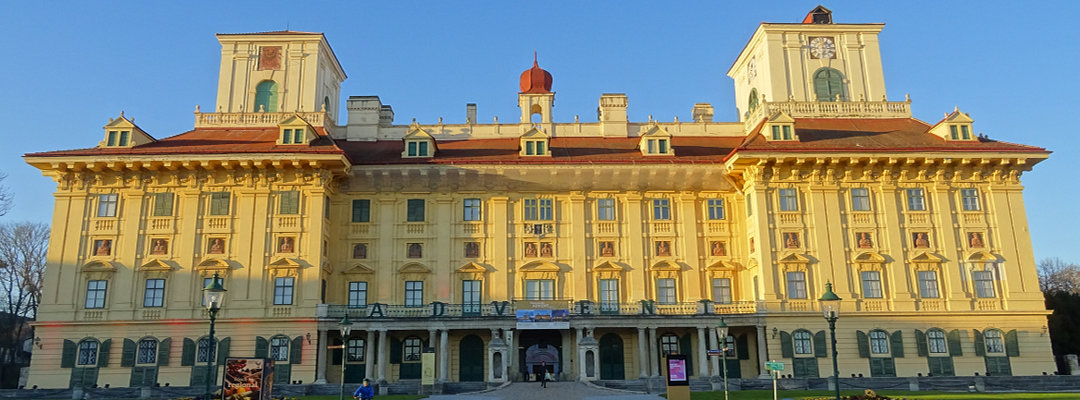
[{"xmin": 519, "ymin": 53, "xmax": 553, "ymax": 94}]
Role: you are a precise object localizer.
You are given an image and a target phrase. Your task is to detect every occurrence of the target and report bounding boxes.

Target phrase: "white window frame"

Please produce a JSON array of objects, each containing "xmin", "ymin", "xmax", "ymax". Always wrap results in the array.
[
  {"xmin": 656, "ymin": 278, "xmax": 677, "ymax": 304},
  {"xmin": 599, "ymin": 279, "xmax": 619, "ymax": 310},
  {"xmin": 973, "ymin": 270, "xmax": 996, "ymax": 298},
  {"xmin": 861, "ymin": 271, "xmax": 883, "ymax": 299},
  {"xmin": 786, "ymin": 271, "xmax": 808, "ymax": 299},
  {"xmin": 706, "ymin": 199, "xmax": 725, "ymax": 220},
  {"xmin": 97, "ymin": 194, "xmax": 119, "ymax": 217},
  {"xmin": 712, "ymin": 278, "xmax": 732, "ymax": 304},
  {"xmin": 525, "ymin": 279, "xmax": 555, "ymax": 300},
  {"xmin": 960, "ymin": 188, "xmax": 981, "ymax": 211},
  {"xmin": 405, "ymin": 280, "xmax": 424, "ymax": 307},
  {"xmin": 652, "ymin": 198, "xmax": 671, "ymax": 220},
  {"xmin": 850, "ymin": 188, "xmax": 871, "ymax": 211},
  {"xmin": 778, "ymin": 188, "xmax": 799, "ymax": 211},
  {"xmin": 596, "ymin": 198, "xmax": 615, "ymax": 221},
  {"xmin": 906, "ymin": 188, "xmax": 927, "ymax": 211},
  {"xmin": 918, "ymin": 271, "xmax": 940, "ymax": 298}
]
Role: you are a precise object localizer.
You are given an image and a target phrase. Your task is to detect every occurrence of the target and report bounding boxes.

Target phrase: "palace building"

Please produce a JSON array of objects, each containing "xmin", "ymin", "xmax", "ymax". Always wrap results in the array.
[{"xmin": 24, "ymin": 6, "xmax": 1055, "ymax": 392}]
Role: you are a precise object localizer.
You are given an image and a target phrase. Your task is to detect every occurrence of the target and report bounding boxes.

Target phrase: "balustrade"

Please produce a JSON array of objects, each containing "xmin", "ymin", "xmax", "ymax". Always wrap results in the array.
[
  {"xmin": 194, "ymin": 110, "xmax": 331, "ymax": 128},
  {"xmin": 351, "ymin": 223, "xmax": 371, "ymax": 235},
  {"xmin": 745, "ymin": 99, "xmax": 911, "ymax": 131},
  {"xmin": 149, "ymin": 218, "xmax": 172, "ymax": 231}
]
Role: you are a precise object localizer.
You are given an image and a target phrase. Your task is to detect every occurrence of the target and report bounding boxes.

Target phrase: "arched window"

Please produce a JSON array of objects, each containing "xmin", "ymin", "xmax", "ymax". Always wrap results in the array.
[
  {"xmin": 813, "ymin": 68, "xmax": 845, "ymax": 102},
  {"xmin": 324, "ymin": 96, "xmax": 331, "ymax": 112},
  {"xmin": 984, "ymin": 329, "xmax": 1005, "ymax": 354},
  {"xmin": 869, "ymin": 330, "xmax": 889, "ymax": 354},
  {"xmin": 77, "ymin": 339, "xmax": 99, "ymax": 366},
  {"xmin": 269, "ymin": 335, "xmax": 290, "ymax": 361},
  {"xmin": 793, "ymin": 330, "xmax": 813, "ymax": 355},
  {"xmin": 748, "ymin": 88, "xmax": 759, "ymax": 112},
  {"xmin": 927, "ymin": 329, "xmax": 948, "ymax": 354},
  {"xmin": 136, "ymin": 338, "xmax": 158, "ymax": 364},
  {"xmin": 660, "ymin": 333, "xmax": 679, "ymax": 355},
  {"xmin": 255, "ymin": 80, "xmax": 279, "ymax": 112},
  {"xmin": 197, "ymin": 337, "xmax": 217, "ymax": 363}
]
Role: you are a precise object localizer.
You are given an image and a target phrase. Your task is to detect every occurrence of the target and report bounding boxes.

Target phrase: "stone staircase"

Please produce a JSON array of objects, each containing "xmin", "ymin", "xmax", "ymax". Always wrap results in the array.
[
  {"xmin": 386, "ymin": 380, "xmax": 420, "ymax": 394},
  {"xmin": 443, "ymin": 381, "xmax": 491, "ymax": 394},
  {"xmin": 595, "ymin": 379, "xmax": 648, "ymax": 392}
]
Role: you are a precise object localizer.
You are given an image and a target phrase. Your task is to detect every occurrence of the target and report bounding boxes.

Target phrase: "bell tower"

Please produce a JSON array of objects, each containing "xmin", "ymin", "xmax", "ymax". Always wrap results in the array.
[
  {"xmin": 214, "ymin": 31, "xmax": 347, "ymax": 122},
  {"xmin": 518, "ymin": 54, "xmax": 555, "ymax": 132},
  {"xmin": 727, "ymin": 6, "xmax": 888, "ymax": 121}
]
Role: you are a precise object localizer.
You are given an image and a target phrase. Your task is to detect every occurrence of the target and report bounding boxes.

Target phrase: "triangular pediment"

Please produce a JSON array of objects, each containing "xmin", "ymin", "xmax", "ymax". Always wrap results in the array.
[
  {"xmin": 520, "ymin": 128, "xmax": 549, "ymax": 139},
  {"xmin": 853, "ymin": 251, "xmax": 887, "ymax": 263},
  {"xmin": 640, "ymin": 124, "xmax": 672, "ymax": 138},
  {"xmin": 268, "ymin": 257, "xmax": 302, "ymax": 269},
  {"xmin": 138, "ymin": 259, "xmax": 175, "ymax": 272},
  {"xmin": 909, "ymin": 252, "xmax": 944, "ymax": 263},
  {"xmin": 966, "ymin": 251, "xmax": 998, "ymax": 263},
  {"xmin": 404, "ymin": 123, "xmax": 433, "ymax": 139},
  {"xmin": 593, "ymin": 261, "xmax": 626, "ymax": 272},
  {"xmin": 278, "ymin": 114, "xmax": 313, "ymax": 127},
  {"xmin": 344, "ymin": 263, "xmax": 375, "ymax": 274},
  {"xmin": 399, "ymin": 262, "xmax": 432, "ymax": 273},
  {"xmin": 81, "ymin": 260, "xmax": 117, "ymax": 272},
  {"xmin": 649, "ymin": 260, "xmax": 681, "ymax": 271},
  {"xmin": 520, "ymin": 261, "xmax": 560, "ymax": 272},
  {"xmin": 778, "ymin": 252, "xmax": 810, "ymax": 264},
  {"xmin": 196, "ymin": 258, "xmax": 230, "ymax": 270},
  {"xmin": 943, "ymin": 108, "xmax": 974, "ymax": 124},
  {"xmin": 706, "ymin": 260, "xmax": 740, "ymax": 271},
  {"xmin": 767, "ymin": 111, "xmax": 795, "ymax": 123},
  {"xmin": 100, "ymin": 113, "xmax": 155, "ymax": 148},
  {"xmin": 456, "ymin": 262, "xmax": 489, "ymax": 274}
]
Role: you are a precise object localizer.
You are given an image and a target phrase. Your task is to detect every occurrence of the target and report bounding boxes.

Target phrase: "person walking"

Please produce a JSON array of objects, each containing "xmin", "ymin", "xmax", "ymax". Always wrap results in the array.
[{"xmin": 353, "ymin": 379, "xmax": 375, "ymax": 400}]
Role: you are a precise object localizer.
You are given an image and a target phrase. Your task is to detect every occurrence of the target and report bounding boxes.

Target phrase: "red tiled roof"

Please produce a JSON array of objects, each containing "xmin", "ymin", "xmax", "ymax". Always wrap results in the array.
[{"xmin": 25, "ymin": 127, "xmax": 342, "ymax": 158}]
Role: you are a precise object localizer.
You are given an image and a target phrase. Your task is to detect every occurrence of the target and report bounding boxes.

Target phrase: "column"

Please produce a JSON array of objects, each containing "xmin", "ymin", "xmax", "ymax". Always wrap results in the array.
[
  {"xmin": 488, "ymin": 329, "xmax": 498, "ymax": 382},
  {"xmin": 377, "ymin": 330, "xmax": 388, "ymax": 383},
  {"xmin": 648, "ymin": 327, "xmax": 659, "ymax": 377},
  {"xmin": 696, "ymin": 326, "xmax": 709, "ymax": 378},
  {"xmin": 708, "ymin": 326, "xmax": 720, "ymax": 377},
  {"xmin": 637, "ymin": 328, "xmax": 648, "ymax": 378},
  {"xmin": 576, "ymin": 328, "xmax": 586, "ymax": 381},
  {"xmin": 505, "ymin": 329, "xmax": 515, "ymax": 381},
  {"xmin": 439, "ymin": 329, "xmax": 449, "ymax": 382},
  {"xmin": 591, "ymin": 330, "xmax": 601, "ymax": 381},
  {"xmin": 428, "ymin": 328, "xmax": 438, "ymax": 382},
  {"xmin": 756, "ymin": 324, "xmax": 770, "ymax": 379},
  {"xmin": 314, "ymin": 329, "xmax": 328, "ymax": 383},
  {"xmin": 365, "ymin": 330, "xmax": 376, "ymax": 381}
]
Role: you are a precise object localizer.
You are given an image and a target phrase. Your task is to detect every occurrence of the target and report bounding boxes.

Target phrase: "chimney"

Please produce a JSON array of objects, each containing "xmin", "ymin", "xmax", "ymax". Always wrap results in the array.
[
  {"xmin": 692, "ymin": 103, "xmax": 714, "ymax": 122},
  {"xmin": 466, "ymin": 103, "xmax": 477, "ymax": 124},
  {"xmin": 598, "ymin": 93, "xmax": 628, "ymax": 137}
]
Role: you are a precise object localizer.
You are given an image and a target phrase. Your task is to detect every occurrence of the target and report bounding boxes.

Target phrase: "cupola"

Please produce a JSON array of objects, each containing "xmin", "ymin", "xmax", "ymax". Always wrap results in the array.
[
  {"xmin": 929, "ymin": 107, "xmax": 977, "ymax": 141},
  {"xmin": 519, "ymin": 53, "xmax": 553, "ymax": 94}
]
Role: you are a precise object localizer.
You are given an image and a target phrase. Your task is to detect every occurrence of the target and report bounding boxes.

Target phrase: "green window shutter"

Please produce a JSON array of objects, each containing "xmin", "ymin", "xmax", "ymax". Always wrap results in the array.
[
  {"xmin": 813, "ymin": 330, "xmax": 827, "ymax": 358},
  {"xmin": 390, "ymin": 337, "xmax": 402, "ymax": 364},
  {"xmin": 69, "ymin": 368, "xmax": 82, "ymax": 388},
  {"xmin": 779, "ymin": 331, "xmax": 793, "ymax": 358},
  {"xmin": 217, "ymin": 337, "xmax": 231, "ymax": 364},
  {"xmin": 331, "ymin": 337, "xmax": 342, "ymax": 365},
  {"xmin": 1005, "ymin": 329, "xmax": 1020, "ymax": 357},
  {"xmin": 290, "ymin": 336, "xmax": 303, "ymax": 364},
  {"xmin": 97, "ymin": 339, "xmax": 111, "ymax": 367},
  {"xmin": 274, "ymin": 364, "xmax": 291, "ymax": 384},
  {"xmin": 189, "ymin": 365, "xmax": 206, "ymax": 387},
  {"xmin": 61, "ymin": 340, "xmax": 76, "ymax": 368},
  {"xmin": 973, "ymin": 330, "xmax": 985, "ymax": 357},
  {"xmin": 890, "ymin": 331, "xmax": 904, "ymax": 358},
  {"xmin": 255, "ymin": 336, "xmax": 268, "ymax": 358},
  {"xmin": 869, "ymin": 358, "xmax": 882, "ymax": 376},
  {"xmin": 915, "ymin": 330, "xmax": 928, "ymax": 357},
  {"xmin": 129, "ymin": 367, "xmax": 145, "ymax": 387},
  {"xmin": 255, "ymin": 81, "xmax": 279, "ymax": 112},
  {"xmin": 736, "ymin": 334, "xmax": 750, "ymax": 360},
  {"xmin": 181, "ymin": 338, "xmax": 195, "ymax": 366},
  {"xmin": 157, "ymin": 338, "xmax": 171, "ymax": 366},
  {"xmin": 679, "ymin": 334, "xmax": 693, "ymax": 377},
  {"xmin": 856, "ymin": 330, "xmax": 870, "ymax": 358},
  {"xmin": 805, "ymin": 358, "xmax": 819, "ymax": 377},
  {"xmin": 121, "ymin": 338, "xmax": 137, "ymax": 367},
  {"xmin": 947, "ymin": 330, "xmax": 964, "ymax": 356}
]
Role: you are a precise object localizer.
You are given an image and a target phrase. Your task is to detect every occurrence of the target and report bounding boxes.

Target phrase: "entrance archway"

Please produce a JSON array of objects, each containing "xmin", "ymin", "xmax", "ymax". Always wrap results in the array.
[
  {"xmin": 459, "ymin": 335, "xmax": 485, "ymax": 381},
  {"xmin": 599, "ymin": 333, "xmax": 625, "ymax": 380},
  {"xmin": 518, "ymin": 330, "xmax": 562, "ymax": 381}
]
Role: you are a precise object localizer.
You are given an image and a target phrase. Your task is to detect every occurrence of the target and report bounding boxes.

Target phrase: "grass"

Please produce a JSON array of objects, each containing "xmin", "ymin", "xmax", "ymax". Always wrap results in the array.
[
  {"xmin": 288, "ymin": 396, "xmax": 425, "ymax": 400},
  {"xmin": 681, "ymin": 390, "xmax": 1080, "ymax": 400}
]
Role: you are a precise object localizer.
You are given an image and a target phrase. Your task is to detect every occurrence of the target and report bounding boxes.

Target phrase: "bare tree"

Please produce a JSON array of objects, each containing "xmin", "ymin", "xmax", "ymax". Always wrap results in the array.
[
  {"xmin": 1038, "ymin": 257, "xmax": 1080, "ymax": 294},
  {"xmin": 0, "ymin": 171, "xmax": 11, "ymax": 217},
  {"xmin": 0, "ymin": 222, "xmax": 48, "ymax": 367}
]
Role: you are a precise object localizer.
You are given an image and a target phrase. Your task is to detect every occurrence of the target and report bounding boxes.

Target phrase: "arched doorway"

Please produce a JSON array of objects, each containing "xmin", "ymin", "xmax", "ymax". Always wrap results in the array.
[
  {"xmin": 599, "ymin": 333, "xmax": 625, "ymax": 380},
  {"xmin": 459, "ymin": 335, "xmax": 485, "ymax": 382},
  {"xmin": 519, "ymin": 330, "xmax": 562, "ymax": 381}
]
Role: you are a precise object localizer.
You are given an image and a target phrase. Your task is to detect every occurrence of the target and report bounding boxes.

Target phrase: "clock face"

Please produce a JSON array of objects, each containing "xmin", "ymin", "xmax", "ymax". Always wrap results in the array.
[{"xmin": 809, "ymin": 37, "xmax": 836, "ymax": 59}]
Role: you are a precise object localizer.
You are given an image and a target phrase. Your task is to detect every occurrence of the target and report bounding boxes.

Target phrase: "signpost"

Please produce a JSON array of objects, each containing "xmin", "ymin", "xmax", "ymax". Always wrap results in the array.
[
  {"xmin": 664, "ymin": 354, "xmax": 690, "ymax": 400},
  {"xmin": 765, "ymin": 361, "xmax": 784, "ymax": 400}
]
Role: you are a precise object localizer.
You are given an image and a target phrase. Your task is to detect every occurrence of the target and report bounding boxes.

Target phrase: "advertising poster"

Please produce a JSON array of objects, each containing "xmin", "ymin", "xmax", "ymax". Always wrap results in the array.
[
  {"xmin": 665, "ymin": 354, "xmax": 688, "ymax": 386},
  {"xmin": 223, "ymin": 357, "xmax": 274, "ymax": 400},
  {"xmin": 515, "ymin": 300, "xmax": 570, "ymax": 329}
]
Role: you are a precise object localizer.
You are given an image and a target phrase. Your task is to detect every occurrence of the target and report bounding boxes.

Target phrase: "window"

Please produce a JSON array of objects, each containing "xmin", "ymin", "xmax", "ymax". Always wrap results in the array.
[
  {"xmin": 869, "ymin": 330, "xmax": 889, "ymax": 354},
  {"xmin": 137, "ymin": 339, "xmax": 158, "ymax": 364},
  {"xmin": 778, "ymin": 188, "xmax": 799, "ymax": 211},
  {"xmin": 351, "ymin": 199, "xmax": 370, "ymax": 223},
  {"xmin": 973, "ymin": 270, "xmax": 996, "ymax": 298},
  {"xmin": 656, "ymin": 278, "xmax": 677, "ymax": 304},
  {"xmin": 196, "ymin": 338, "xmax": 216, "ymax": 363},
  {"xmin": 119, "ymin": 131, "xmax": 129, "ymax": 146},
  {"xmin": 660, "ymin": 334, "xmax": 679, "ymax": 355},
  {"xmin": 107, "ymin": 131, "xmax": 117, "ymax": 146},
  {"xmin": 813, "ymin": 67, "xmax": 845, "ymax": 102},
  {"xmin": 255, "ymin": 80, "xmax": 279, "ymax": 112},
  {"xmin": 324, "ymin": 196, "xmax": 331, "ymax": 219},
  {"xmin": 906, "ymin": 188, "xmax": 926, "ymax": 211},
  {"xmin": 209, "ymin": 192, "xmax": 230, "ymax": 216},
  {"xmin": 961, "ymin": 189, "xmax": 981, "ymax": 211},
  {"xmin": 927, "ymin": 329, "xmax": 948, "ymax": 354},
  {"xmin": 950, "ymin": 124, "xmax": 972, "ymax": 140},
  {"xmin": 793, "ymin": 330, "xmax": 813, "ymax": 355},
  {"xmin": 347, "ymin": 338, "xmax": 365, "ymax": 362},
  {"xmin": 652, "ymin": 199, "xmax": 671, "ymax": 220},
  {"xmin": 274, "ymin": 277, "xmax": 294, "ymax": 305},
  {"xmin": 462, "ymin": 280, "xmax": 482, "ymax": 314},
  {"xmin": 596, "ymin": 198, "xmax": 615, "ymax": 221},
  {"xmin": 77, "ymin": 340, "xmax": 99, "ymax": 365},
  {"xmin": 525, "ymin": 279, "xmax": 554, "ymax": 300},
  {"xmin": 707, "ymin": 199, "xmax": 725, "ymax": 220},
  {"xmin": 278, "ymin": 191, "xmax": 300, "ymax": 214},
  {"xmin": 152, "ymin": 193, "xmax": 174, "ymax": 217},
  {"xmin": 405, "ymin": 281, "xmax": 424, "ymax": 307},
  {"xmin": 524, "ymin": 198, "xmax": 553, "ymax": 221},
  {"xmin": 770, "ymin": 125, "xmax": 794, "ymax": 140},
  {"xmin": 348, "ymin": 282, "xmax": 368, "ymax": 308},
  {"xmin": 786, "ymin": 272, "xmax": 807, "ymax": 299},
  {"xmin": 97, "ymin": 194, "xmax": 118, "ymax": 217},
  {"xmin": 269, "ymin": 336, "xmax": 289, "ymax": 361},
  {"xmin": 984, "ymin": 329, "xmax": 1005, "ymax": 354},
  {"xmin": 86, "ymin": 280, "xmax": 107, "ymax": 309},
  {"xmin": 712, "ymin": 278, "xmax": 732, "ymax": 304},
  {"xmin": 850, "ymin": 188, "xmax": 871, "ymax": 211},
  {"xmin": 406, "ymin": 141, "xmax": 430, "ymax": 157},
  {"xmin": 722, "ymin": 335, "xmax": 737, "ymax": 357},
  {"xmin": 463, "ymin": 198, "xmax": 482, "ymax": 221},
  {"xmin": 646, "ymin": 138, "xmax": 670, "ymax": 154},
  {"xmin": 143, "ymin": 279, "xmax": 165, "ymax": 307},
  {"xmin": 406, "ymin": 199, "xmax": 425, "ymax": 222},
  {"xmin": 918, "ymin": 271, "xmax": 940, "ymax": 298},
  {"xmin": 404, "ymin": 337, "xmax": 422, "ymax": 361},
  {"xmin": 861, "ymin": 271, "xmax": 883, "ymax": 298},
  {"xmin": 599, "ymin": 279, "xmax": 619, "ymax": 311},
  {"xmin": 746, "ymin": 195, "xmax": 753, "ymax": 217}
]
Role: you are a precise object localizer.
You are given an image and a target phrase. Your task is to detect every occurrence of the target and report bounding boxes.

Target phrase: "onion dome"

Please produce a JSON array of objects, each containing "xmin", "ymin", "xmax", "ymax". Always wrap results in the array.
[{"xmin": 519, "ymin": 53, "xmax": 553, "ymax": 94}]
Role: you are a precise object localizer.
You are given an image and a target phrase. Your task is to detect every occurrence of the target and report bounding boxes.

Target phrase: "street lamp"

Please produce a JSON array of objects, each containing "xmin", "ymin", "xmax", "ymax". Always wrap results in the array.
[
  {"xmin": 202, "ymin": 272, "xmax": 226, "ymax": 400},
  {"xmin": 339, "ymin": 315, "xmax": 352, "ymax": 400},
  {"xmin": 819, "ymin": 282, "xmax": 842, "ymax": 400},
  {"xmin": 715, "ymin": 317, "xmax": 729, "ymax": 400}
]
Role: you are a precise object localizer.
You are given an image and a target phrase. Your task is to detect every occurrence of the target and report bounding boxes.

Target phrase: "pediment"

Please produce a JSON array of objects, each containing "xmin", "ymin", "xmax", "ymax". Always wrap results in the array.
[
  {"xmin": 456, "ymin": 262, "xmax": 489, "ymax": 274},
  {"xmin": 81, "ymin": 260, "xmax": 117, "ymax": 272},
  {"xmin": 399, "ymin": 262, "xmax": 432, "ymax": 274},
  {"xmin": 853, "ymin": 251, "xmax": 887, "ymax": 263},
  {"xmin": 966, "ymin": 251, "xmax": 998, "ymax": 263},
  {"xmin": 520, "ymin": 128, "xmax": 549, "ymax": 139},
  {"xmin": 767, "ymin": 111, "xmax": 795, "ymax": 123},
  {"xmin": 100, "ymin": 113, "xmax": 155, "ymax": 147},
  {"xmin": 649, "ymin": 260, "xmax": 681, "ymax": 271},
  {"xmin": 344, "ymin": 263, "xmax": 375, "ymax": 274},
  {"xmin": 404, "ymin": 122, "xmax": 433, "ymax": 139},
  {"xmin": 593, "ymin": 261, "xmax": 626, "ymax": 272},
  {"xmin": 640, "ymin": 124, "xmax": 672, "ymax": 138},
  {"xmin": 909, "ymin": 252, "xmax": 944, "ymax": 263},
  {"xmin": 138, "ymin": 259, "xmax": 175, "ymax": 272},
  {"xmin": 268, "ymin": 257, "xmax": 302, "ymax": 269},
  {"xmin": 520, "ymin": 261, "xmax": 560, "ymax": 272},
  {"xmin": 196, "ymin": 258, "xmax": 230, "ymax": 270},
  {"xmin": 777, "ymin": 252, "xmax": 810, "ymax": 264},
  {"xmin": 278, "ymin": 114, "xmax": 314, "ymax": 128},
  {"xmin": 943, "ymin": 108, "xmax": 974, "ymax": 124},
  {"xmin": 706, "ymin": 260, "xmax": 740, "ymax": 271}
]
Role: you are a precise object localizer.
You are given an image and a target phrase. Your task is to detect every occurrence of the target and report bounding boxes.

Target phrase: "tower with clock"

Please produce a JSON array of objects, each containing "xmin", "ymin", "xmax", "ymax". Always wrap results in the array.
[{"xmin": 727, "ymin": 6, "xmax": 889, "ymax": 122}]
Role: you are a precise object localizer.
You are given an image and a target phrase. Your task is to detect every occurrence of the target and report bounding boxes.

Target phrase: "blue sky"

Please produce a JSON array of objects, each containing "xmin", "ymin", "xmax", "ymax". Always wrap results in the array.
[{"xmin": 2, "ymin": 1, "xmax": 1079, "ymax": 262}]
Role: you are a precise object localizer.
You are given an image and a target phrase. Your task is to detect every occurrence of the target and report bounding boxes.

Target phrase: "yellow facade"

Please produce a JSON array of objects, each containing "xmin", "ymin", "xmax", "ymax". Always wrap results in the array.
[{"xmin": 24, "ymin": 7, "xmax": 1054, "ymax": 391}]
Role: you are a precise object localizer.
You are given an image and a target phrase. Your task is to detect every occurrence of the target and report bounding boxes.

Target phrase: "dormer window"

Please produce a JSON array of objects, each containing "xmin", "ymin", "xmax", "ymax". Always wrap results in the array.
[
  {"xmin": 277, "ymin": 115, "xmax": 316, "ymax": 145},
  {"xmin": 929, "ymin": 107, "xmax": 977, "ymax": 142},
  {"xmin": 401, "ymin": 122, "xmax": 436, "ymax": 158},
  {"xmin": 519, "ymin": 128, "xmax": 550, "ymax": 157},
  {"xmin": 949, "ymin": 124, "xmax": 972, "ymax": 140},
  {"xmin": 524, "ymin": 140, "xmax": 546, "ymax": 156},
  {"xmin": 770, "ymin": 125, "xmax": 794, "ymax": 140},
  {"xmin": 406, "ymin": 140, "xmax": 430, "ymax": 157},
  {"xmin": 281, "ymin": 128, "xmax": 306, "ymax": 144},
  {"xmin": 762, "ymin": 111, "xmax": 798, "ymax": 142},
  {"xmin": 100, "ymin": 112, "xmax": 154, "ymax": 148},
  {"xmin": 107, "ymin": 131, "xmax": 130, "ymax": 147},
  {"xmin": 646, "ymin": 138, "xmax": 669, "ymax": 154},
  {"xmin": 639, "ymin": 124, "xmax": 674, "ymax": 156}
]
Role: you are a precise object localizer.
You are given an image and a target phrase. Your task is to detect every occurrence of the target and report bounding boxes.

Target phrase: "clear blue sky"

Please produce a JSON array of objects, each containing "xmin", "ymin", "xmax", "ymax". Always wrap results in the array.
[{"xmin": 2, "ymin": 1, "xmax": 1078, "ymax": 262}]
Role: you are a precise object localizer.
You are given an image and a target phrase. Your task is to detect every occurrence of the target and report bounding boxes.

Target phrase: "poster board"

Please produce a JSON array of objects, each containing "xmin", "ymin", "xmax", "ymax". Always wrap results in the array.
[
  {"xmin": 223, "ymin": 357, "xmax": 273, "ymax": 400},
  {"xmin": 665, "ymin": 354, "xmax": 688, "ymax": 386},
  {"xmin": 515, "ymin": 300, "xmax": 569, "ymax": 329}
]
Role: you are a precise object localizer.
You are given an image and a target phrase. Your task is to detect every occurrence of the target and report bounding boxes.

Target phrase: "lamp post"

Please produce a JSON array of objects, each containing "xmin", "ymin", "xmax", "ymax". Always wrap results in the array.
[
  {"xmin": 339, "ymin": 315, "xmax": 352, "ymax": 400},
  {"xmin": 715, "ymin": 317, "xmax": 729, "ymax": 400},
  {"xmin": 202, "ymin": 272, "xmax": 226, "ymax": 400},
  {"xmin": 818, "ymin": 282, "xmax": 842, "ymax": 400}
]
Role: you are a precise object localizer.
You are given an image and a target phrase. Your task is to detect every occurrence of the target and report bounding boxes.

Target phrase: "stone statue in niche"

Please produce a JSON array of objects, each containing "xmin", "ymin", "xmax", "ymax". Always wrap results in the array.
[
  {"xmin": 540, "ymin": 242, "xmax": 553, "ymax": 258},
  {"xmin": 711, "ymin": 241, "xmax": 726, "ymax": 256},
  {"xmin": 525, "ymin": 242, "xmax": 537, "ymax": 258},
  {"xmin": 969, "ymin": 232, "xmax": 985, "ymax": 248},
  {"xmin": 208, "ymin": 238, "xmax": 225, "ymax": 254},
  {"xmin": 656, "ymin": 241, "xmax": 671, "ymax": 257},
  {"xmin": 278, "ymin": 237, "xmax": 295, "ymax": 253},
  {"xmin": 150, "ymin": 239, "xmax": 168, "ymax": 255},
  {"xmin": 407, "ymin": 243, "xmax": 422, "ymax": 258},
  {"xmin": 465, "ymin": 242, "xmax": 480, "ymax": 258},
  {"xmin": 913, "ymin": 232, "xmax": 930, "ymax": 248},
  {"xmin": 784, "ymin": 233, "xmax": 800, "ymax": 249},
  {"xmin": 94, "ymin": 239, "xmax": 112, "ymax": 256},
  {"xmin": 600, "ymin": 241, "xmax": 615, "ymax": 257},
  {"xmin": 857, "ymin": 232, "xmax": 873, "ymax": 249},
  {"xmin": 353, "ymin": 243, "xmax": 367, "ymax": 259}
]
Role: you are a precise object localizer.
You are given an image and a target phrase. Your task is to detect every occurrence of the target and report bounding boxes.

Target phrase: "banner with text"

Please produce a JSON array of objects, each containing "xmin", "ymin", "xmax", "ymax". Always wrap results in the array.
[{"xmin": 515, "ymin": 300, "xmax": 570, "ymax": 330}]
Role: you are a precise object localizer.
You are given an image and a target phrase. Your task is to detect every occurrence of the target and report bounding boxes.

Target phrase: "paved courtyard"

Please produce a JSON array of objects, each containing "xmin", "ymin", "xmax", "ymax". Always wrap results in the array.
[{"xmin": 425, "ymin": 382, "xmax": 664, "ymax": 400}]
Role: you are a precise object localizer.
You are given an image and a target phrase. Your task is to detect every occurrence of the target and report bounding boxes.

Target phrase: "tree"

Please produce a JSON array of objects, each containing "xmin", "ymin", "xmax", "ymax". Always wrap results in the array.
[
  {"xmin": 0, "ymin": 171, "xmax": 11, "ymax": 217},
  {"xmin": 1039, "ymin": 257, "xmax": 1080, "ymax": 294},
  {"xmin": 0, "ymin": 222, "xmax": 48, "ymax": 371}
]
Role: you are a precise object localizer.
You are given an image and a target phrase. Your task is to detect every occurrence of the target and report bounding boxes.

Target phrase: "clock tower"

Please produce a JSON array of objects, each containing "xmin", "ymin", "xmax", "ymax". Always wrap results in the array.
[{"xmin": 727, "ymin": 6, "xmax": 889, "ymax": 122}]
